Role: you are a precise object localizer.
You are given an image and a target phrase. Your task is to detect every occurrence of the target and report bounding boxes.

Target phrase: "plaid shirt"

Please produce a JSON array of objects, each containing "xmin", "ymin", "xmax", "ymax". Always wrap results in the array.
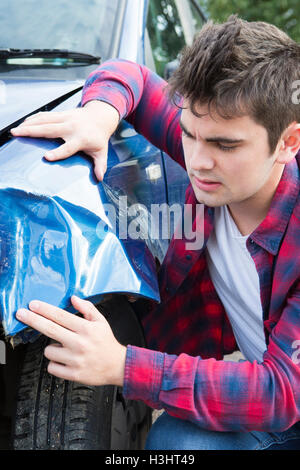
[{"xmin": 82, "ymin": 59, "xmax": 300, "ymax": 432}]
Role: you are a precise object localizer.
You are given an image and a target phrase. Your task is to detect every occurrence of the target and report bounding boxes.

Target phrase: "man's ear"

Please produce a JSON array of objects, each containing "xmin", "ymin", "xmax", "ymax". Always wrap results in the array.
[{"xmin": 275, "ymin": 122, "xmax": 300, "ymax": 164}]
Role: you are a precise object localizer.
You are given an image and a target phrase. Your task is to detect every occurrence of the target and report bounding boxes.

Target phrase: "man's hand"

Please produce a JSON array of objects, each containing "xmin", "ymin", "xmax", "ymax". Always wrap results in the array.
[
  {"xmin": 16, "ymin": 296, "xmax": 127, "ymax": 386},
  {"xmin": 10, "ymin": 101, "xmax": 120, "ymax": 181}
]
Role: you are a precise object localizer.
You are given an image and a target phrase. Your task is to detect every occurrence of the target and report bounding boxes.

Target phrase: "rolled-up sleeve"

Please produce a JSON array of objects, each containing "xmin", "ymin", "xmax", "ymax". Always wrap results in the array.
[{"xmin": 81, "ymin": 58, "xmax": 185, "ymax": 169}]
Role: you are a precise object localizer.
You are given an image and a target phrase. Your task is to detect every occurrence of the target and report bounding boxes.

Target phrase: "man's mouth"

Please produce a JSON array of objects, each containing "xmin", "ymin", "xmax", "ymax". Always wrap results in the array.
[{"xmin": 193, "ymin": 176, "xmax": 222, "ymax": 191}]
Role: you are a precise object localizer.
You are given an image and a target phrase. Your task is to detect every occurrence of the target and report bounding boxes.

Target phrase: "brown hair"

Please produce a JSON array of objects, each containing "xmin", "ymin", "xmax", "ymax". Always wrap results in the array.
[{"xmin": 168, "ymin": 15, "xmax": 300, "ymax": 153}]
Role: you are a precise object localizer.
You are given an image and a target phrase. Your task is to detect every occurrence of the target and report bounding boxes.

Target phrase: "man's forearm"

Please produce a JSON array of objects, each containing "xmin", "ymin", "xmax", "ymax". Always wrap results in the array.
[{"xmin": 81, "ymin": 58, "xmax": 186, "ymax": 170}]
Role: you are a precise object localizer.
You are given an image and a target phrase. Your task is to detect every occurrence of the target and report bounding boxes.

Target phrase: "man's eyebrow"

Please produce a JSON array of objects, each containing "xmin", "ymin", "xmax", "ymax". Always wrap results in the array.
[
  {"xmin": 206, "ymin": 136, "xmax": 245, "ymax": 144},
  {"xmin": 179, "ymin": 119, "xmax": 195, "ymax": 138},
  {"xmin": 179, "ymin": 119, "xmax": 245, "ymax": 144}
]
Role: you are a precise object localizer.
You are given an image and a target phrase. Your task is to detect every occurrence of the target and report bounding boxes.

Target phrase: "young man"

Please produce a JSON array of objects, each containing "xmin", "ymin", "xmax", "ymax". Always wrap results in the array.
[{"xmin": 11, "ymin": 16, "xmax": 300, "ymax": 449}]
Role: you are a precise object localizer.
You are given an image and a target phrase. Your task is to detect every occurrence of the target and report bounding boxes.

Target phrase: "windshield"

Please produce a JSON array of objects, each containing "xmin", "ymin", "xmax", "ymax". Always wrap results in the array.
[{"xmin": 0, "ymin": 0, "xmax": 119, "ymax": 79}]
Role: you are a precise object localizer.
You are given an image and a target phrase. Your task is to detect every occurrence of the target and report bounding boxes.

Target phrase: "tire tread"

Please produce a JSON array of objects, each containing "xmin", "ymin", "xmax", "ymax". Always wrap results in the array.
[{"xmin": 12, "ymin": 296, "xmax": 151, "ymax": 450}]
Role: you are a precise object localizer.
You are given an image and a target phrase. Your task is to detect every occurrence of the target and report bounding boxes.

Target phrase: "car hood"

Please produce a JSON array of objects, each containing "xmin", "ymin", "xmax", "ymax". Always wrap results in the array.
[
  {"xmin": 0, "ymin": 81, "xmax": 160, "ymax": 341},
  {"xmin": 0, "ymin": 78, "xmax": 84, "ymax": 132}
]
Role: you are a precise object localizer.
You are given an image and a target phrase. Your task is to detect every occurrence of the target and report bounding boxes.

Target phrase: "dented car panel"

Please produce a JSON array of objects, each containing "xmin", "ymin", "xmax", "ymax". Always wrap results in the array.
[{"xmin": 0, "ymin": 85, "xmax": 166, "ymax": 339}]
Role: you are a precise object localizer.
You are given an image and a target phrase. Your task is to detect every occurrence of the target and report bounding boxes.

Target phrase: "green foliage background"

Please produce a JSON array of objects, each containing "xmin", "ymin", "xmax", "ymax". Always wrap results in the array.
[{"xmin": 199, "ymin": 0, "xmax": 299, "ymax": 42}]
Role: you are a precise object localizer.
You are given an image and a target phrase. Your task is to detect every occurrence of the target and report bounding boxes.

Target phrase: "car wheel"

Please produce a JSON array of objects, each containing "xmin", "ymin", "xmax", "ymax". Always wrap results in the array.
[{"xmin": 12, "ymin": 295, "xmax": 152, "ymax": 450}]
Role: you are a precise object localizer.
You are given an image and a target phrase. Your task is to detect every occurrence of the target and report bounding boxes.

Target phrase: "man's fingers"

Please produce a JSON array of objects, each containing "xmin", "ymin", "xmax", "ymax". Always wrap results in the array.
[
  {"xmin": 24, "ymin": 111, "xmax": 69, "ymax": 124},
  {"xmin": 92, "ymin": 151, "xmax": 108, "ymax": 181},
  {"xmin": 10, "ymin": 123, "xmax": 69, "ymax": 139},
  {"xmin": 44, "ymin": 140, "xmax": 79, "ymax": 161},
  {"xmin": 47, "ymin": 361, "xmax": 78, "ymax": 382},
  {"xmin": 10, "ymin": 107, "xmax": 110, "ymax": 182},
  {"xmin": 16, "ymin": 307, "xmax": 76, "ymax": 346},
  {"xmin": 71, "ymin": 296, "xmax": 101, "ymax": 322},
  {"xmin": 44, "ymin": 343, "xmax": 74, "ymax": 366},
  {"xmin": 28, "ymin": 300, "xmax": 87, "ymax": 331}
]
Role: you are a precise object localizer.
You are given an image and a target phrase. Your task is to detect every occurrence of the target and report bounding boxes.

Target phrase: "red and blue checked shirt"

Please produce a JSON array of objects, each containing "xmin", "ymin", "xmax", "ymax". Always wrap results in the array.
[{"xmin": 81, "ymin": 59, "xmax": 300, "ymax": 432}]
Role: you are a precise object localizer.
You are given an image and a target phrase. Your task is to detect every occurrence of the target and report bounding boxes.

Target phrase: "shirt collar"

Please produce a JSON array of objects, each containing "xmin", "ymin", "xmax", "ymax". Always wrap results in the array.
[{"xmin": 249, "ymin": 152, "xmax": 300, "ymax": 255}]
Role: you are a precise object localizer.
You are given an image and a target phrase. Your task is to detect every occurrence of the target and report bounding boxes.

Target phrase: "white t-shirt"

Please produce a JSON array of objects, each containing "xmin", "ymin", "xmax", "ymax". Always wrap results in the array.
[{"xmin": 206, "ymin": 205, "xmax": 267, "ymax": 363}]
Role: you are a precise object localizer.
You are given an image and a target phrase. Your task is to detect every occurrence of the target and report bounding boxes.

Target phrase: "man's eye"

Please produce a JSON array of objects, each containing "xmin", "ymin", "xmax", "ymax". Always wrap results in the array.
[{"xmin": 217, "ymin": 144, "xmax": 237, "ymax": 152}]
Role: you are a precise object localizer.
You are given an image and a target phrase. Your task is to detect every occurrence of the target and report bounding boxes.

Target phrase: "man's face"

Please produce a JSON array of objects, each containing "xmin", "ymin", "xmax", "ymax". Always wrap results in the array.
[{"xmin": 180, "ymin": 103, "xmax": 281, "ymax": 208}]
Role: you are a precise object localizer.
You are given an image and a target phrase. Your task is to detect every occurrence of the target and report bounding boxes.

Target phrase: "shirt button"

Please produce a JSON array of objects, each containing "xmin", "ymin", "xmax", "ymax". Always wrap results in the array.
[{"xmin": 186, "ymin": 254, "xmax": 192, "ymax": 260}]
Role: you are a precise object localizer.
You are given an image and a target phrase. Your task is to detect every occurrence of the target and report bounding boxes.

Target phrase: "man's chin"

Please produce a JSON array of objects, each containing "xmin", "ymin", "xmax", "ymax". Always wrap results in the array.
[{"xmin": 192, "ymin": 186, "xmax": 227, "ymax": 207}]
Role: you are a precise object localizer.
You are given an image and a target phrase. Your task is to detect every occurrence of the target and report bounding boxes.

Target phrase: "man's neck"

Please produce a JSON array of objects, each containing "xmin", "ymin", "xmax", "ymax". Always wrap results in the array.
[{"xmin": 227, "ymin": 164, "xmax": 285, "ymax": 236}]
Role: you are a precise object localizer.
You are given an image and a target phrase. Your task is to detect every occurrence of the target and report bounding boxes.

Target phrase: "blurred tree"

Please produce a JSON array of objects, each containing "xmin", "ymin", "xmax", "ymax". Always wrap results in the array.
[
  {"xmin": 147, "ymin": 0, "xmax": 185, "ymax": 76},
  {"xmin": 147, "ymin": 0, "xmax": 206, "ymax": 76},
  {"xmin": 199, "ymin": 0, "xmax": 299, "ymax": 42}
]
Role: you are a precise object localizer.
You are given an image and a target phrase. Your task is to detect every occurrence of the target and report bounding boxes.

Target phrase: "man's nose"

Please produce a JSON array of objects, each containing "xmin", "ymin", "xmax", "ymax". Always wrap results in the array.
[{"xmin": 189, "ymin": 142, "xmax": 215, "ymax": 171}]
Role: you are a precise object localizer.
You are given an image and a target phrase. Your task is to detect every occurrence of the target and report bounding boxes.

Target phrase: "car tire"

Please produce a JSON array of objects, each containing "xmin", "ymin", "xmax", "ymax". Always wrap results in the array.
[{"xmin": 12, "ymin": 295, "xmax": 152, "ymax": 450}]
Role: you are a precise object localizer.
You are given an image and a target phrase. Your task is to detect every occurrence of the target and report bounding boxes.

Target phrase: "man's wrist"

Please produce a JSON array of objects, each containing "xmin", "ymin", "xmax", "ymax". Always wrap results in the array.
[
  {"xmin": 83, "ymin": 99, "xmax": 120, "ymax": 134},
  {"xmin": 110, "ymin": 344, "xmax": 127, "ymax": 387},
  {"xmin": 84, "ymin": 99, "xmax": 120, "ymax": 120}
]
